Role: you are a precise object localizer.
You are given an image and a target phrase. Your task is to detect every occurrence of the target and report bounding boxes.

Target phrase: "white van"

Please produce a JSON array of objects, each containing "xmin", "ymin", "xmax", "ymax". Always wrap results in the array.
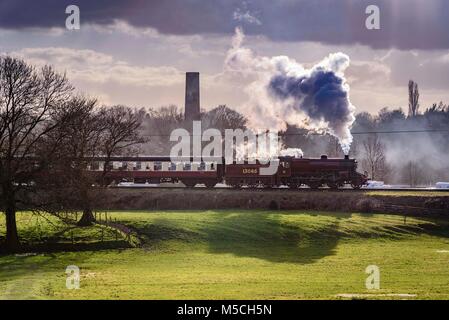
[{"xmin": 436, "ymin": 182, "xmax": 449, "ymax": 189}]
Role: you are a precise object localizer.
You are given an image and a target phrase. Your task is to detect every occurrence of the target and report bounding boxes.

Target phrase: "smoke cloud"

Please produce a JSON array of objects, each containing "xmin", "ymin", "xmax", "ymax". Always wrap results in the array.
[
  {"xmin": 280, "ymin": 148, "xmax": 304, "ymax": 158},
  {"xmin": 225, "ymin": 28, "xmax": 356, "ymax": 154}
]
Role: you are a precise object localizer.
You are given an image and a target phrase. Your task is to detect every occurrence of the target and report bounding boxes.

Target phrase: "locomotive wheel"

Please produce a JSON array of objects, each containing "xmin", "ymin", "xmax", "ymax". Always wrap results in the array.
[
  {"xmin": 205, "ymin": 182, "xmax": 216, "ymax": 188},
  {"xmin": 183, "ymin": 181, "xmax": 196, "ymax": 188},
  {"xmin": 256, "ymin": 181, "xmax": 268, "ymax": 188},
  {"xmin": 307, "ymin": 182, "xmax": 322, "ymax": 190},
  {"xmin": 351, "ymin": 182, "xmax": 362, "ymax": 190},
  {"xmin": 288, "ymin": 183, "xmax": 300, "ymax": 189},
  {"xmin": 328, "ymin": 182, "xmax": 342, "ymax": 190}
]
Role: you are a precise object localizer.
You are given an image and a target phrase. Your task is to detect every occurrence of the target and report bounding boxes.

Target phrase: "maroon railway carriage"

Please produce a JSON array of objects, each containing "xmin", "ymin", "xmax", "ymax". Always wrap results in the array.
[{"xmin": 88, "ymin": 156, "xmax": 224, "ymax": 188}]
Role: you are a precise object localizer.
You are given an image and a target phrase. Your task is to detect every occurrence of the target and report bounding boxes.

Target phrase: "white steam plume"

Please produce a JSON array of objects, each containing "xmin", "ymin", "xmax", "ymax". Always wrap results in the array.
[
  {"xmin": 225, "ymin": 28, "xmax": 356, "ymax": 154},
  {"xmin": 279, "ymin": 148, "xmax": 304, "ymax": 158}
]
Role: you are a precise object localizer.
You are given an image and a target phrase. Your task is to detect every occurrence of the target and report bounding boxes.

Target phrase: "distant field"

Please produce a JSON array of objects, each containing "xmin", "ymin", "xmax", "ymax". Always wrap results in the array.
[
  {"xmin": 1, "ymin": 210, "xmax": 449, "ymax": 300},
  {"xmin": 366, "ymin": 190, "xmax": 449, "ymax": 197}
]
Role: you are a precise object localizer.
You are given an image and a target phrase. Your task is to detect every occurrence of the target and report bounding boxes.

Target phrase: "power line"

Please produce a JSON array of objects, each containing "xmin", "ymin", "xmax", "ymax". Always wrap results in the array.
[
  {"xmin": 140, "ymin": 129, "xmax": 449, "ymax": 138},
  {"xmin": 351, "ymin": 129, "xmax": 449, "ymax": 135}
]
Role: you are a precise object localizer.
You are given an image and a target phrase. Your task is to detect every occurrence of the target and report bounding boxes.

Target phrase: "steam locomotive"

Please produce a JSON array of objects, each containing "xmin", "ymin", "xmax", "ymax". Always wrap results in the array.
[{"xmin": 88, "ymin": 155, "xmax": 368, "ymax": 190}]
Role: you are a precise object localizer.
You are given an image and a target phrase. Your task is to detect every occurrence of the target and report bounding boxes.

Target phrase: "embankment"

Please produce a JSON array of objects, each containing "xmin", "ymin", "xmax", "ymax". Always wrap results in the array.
[{"xmin": 102, "ymin": 188, "xmax": 449, "ymax": 216}]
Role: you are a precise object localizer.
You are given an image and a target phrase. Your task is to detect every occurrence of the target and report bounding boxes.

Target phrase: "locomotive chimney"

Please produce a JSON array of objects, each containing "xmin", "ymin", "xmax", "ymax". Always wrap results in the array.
[{"xmin": 344, "ymin": 155, "xmax": 349, "ymax": 160}]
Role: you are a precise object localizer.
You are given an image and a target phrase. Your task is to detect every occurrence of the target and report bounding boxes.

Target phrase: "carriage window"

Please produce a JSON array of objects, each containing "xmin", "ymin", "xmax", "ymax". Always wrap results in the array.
[
  {"xmin": 154, "ymin": 162, "xmax": 162, "ymax": 171},
  {"xmin": 211, "ymin": 163, "xmax": 215, "ymax": 170},
  {"xmin": 183, "ymin": 163, "xmax": 191, "ymax": 171},
  {"xmin": 121, "ymin": 162, "xmax": 128, "ymax": 170},
  {"xmin": 135, "ymin": 162, "xmax": 142, "ymax": 171},
  {"xmin": 199, "ymin": 162, "xmax": 206, "ymax": 171},
  {"xmin": 169, "ymin": 163, "xmax": 177, "ymax": 171}
]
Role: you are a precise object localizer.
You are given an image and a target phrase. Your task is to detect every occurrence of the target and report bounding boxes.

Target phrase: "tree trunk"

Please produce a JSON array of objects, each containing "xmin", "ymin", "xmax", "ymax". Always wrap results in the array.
[
  {"xmin": 77, "ymin": 208, "xmax": 96, "ymax": 227},
  {"xmin": 5, "ymin": 205, "xmax": 20, "ymax": 252}
]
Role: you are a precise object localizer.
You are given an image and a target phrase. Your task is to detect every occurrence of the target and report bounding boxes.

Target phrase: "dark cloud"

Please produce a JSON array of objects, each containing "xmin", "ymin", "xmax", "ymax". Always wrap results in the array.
[{"xmin": 0, "ymin": 0, "xmax": 448, "ymax": 50}]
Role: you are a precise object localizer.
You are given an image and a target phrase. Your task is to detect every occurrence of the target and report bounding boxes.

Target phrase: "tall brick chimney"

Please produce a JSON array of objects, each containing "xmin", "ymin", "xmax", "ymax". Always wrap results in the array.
[{"xmin": 185, "ymin": 72, "xmax": 200, "ymax": 121}]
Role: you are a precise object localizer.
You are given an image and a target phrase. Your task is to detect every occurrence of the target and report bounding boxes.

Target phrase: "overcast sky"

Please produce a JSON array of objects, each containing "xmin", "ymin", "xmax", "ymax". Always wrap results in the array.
[{"xmin": 1, "ymin": 0, "xmax": 448, "ymax": 114}]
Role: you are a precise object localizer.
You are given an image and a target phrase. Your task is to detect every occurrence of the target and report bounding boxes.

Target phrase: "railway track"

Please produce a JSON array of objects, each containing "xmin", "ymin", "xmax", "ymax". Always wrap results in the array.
[{"xmin": 110, "ymin": 185, "xmax": 449, "ymax": 192}]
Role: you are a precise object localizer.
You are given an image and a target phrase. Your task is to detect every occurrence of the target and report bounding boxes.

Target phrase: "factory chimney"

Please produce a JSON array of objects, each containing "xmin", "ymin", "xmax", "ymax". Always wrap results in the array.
[{"xmin": 185, "ymin": 72, "xmax": 200, "ymax": 121}]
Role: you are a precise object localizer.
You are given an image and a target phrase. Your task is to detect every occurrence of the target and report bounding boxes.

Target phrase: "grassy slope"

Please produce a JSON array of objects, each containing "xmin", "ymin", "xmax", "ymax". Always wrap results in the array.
[{"xmin": 1, "ymin": 210, "xmax": 449, "ymax": 300}]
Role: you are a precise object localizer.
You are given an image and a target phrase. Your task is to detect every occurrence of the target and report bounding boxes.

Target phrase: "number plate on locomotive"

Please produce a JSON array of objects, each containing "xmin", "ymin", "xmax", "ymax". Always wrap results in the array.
[{"xmin": 242, "ymin": 168, "xmax": 258, "ymax": 174}]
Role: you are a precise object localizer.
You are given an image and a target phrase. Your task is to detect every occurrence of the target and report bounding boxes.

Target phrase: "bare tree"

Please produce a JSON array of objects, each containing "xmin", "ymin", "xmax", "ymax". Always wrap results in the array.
[
  {"xmin": 408, "ymin": 80, "xmax": 420, "ymax": 117},
  {"xmin": 0, "ymin": 57, "xmax": 73, "ymax": 252},
  {"xmin": 361, "ymin": 134, "xmax": 389, "ymax": 181},
  {"xmin": 202, "ymin": 105, "xmax": 247, "ymax": 132},
  {"xmin": 40, "ymin": 101, "xmax": 144, "ymax": 227},
  {"xmin": 200, "ymin": 105, "xmax": 248, "ymax": 157},
  {"xmin": 77, "ymin": 105, "xmax": 144, "ymax": 226},
  {"xmin": 141, "ymin": 105, "xmax": 184, "ymax": 155},
  {"xmin": 401, "ymin": 161, "xmax": 425, "ymax": 187},
  {"xmin": 43, "ymin": 97, "xmax": 105, "ymax": 227},
  {"xmin": 98, "ymin": 105, "xmax": 145, "ymax": 180}
]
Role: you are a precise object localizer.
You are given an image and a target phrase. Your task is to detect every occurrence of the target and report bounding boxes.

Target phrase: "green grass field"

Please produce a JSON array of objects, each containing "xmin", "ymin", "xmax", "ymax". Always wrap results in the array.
[{"xmin": 1, "ymin": 210, "xmax": 449, "ymax": 300}]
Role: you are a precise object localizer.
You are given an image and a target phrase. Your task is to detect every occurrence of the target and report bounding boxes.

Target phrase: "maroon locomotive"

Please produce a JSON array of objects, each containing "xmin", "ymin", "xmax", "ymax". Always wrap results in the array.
[{"xmin": 89, "ymin": 155, "xmax": 367, "ymax": 190}]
